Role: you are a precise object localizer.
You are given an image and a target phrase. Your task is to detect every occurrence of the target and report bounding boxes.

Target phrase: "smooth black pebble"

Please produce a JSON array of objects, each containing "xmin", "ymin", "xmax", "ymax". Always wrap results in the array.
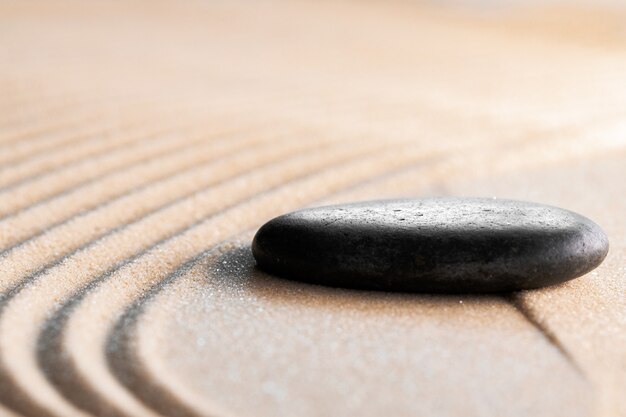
[{"xmin": 252, "ymin": 198, "xmax": 609, "ymax": 293}]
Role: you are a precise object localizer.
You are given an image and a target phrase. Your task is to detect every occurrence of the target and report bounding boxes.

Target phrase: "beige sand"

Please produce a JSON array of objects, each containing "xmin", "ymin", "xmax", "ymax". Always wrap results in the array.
[{"xmin": 0, "ymin": 1, "xmax": 625, "ymax": 416}]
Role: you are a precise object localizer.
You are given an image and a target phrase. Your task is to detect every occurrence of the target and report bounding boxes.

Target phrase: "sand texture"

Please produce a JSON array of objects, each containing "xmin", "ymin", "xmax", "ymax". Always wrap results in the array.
[{"xmin": 0, "ymin": 1, "xmax": 625, "ymax": 416}]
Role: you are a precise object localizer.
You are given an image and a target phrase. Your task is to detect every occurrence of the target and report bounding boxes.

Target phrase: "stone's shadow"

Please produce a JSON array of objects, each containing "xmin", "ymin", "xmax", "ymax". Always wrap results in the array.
[
  {"xmin": 210, "ymin": 243, "xmax": 582, "ymax": 374},
  {"xmin": 209, "ymin": 244, "xmax": 505, "ymax": 313}
]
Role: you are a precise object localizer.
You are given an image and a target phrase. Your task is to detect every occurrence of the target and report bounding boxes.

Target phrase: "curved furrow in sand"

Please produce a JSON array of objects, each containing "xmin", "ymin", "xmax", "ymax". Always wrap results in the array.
[
  {"xmin": 0, "ymin": 129, "xmax": 334, "ymax": 295},
  {"xmin": 108, "ymin": 239, "xmax": 587, "ymax": 417},
  {"xmin": 0, "ymin": 122, "xmax": 299, "ymax": 252},
  {"xmin": 0, "ymin": 136, "xmax": 416, "ymax": 417},
  {"xmin": 0, "ymin": 119, "xmax": 156, "ymax": 188},
  {"xmin": 0, "ymin": 79, "xmax": 327, "ymax": 165},
  {"xmin": 0, "ymin": 71, "xmax": 134, "ymax": 133},
  {"xmin": 0, "ymin": 78, "xmax": 360, "ymax": 199},
  {"xmin": 34, "ymin": 143, "xmax": 442, "ymax": 417},
  {"xmin": 94, "ymin": 129, "xmax": 626, "ymax": 417},
  {"xmin": 30, "ymin": 130, "xmax": 559, "ymax": 417},
  {"xmin": 0, "ymin": 108, "xmax": 149, "ymax": 169},
  {"xmin": 0, "ymin": 118, "xmax": 123, "ymax": 167},
  {"xmin": 91, "ymin": 161, "xmax": 503, "ymax": 417},
  {"xmin": 105, "ymin": 243, "xmax": 240, "ymax": 417},
  {"xmin": 0, "ymin": 99, "xmax": 120, "ymax": 146},
  {"xmin": 0, "ymin": 66, "xmax": 201, "ymax": 142},
  {"xmin": 0, "ymin": 123, "xmax": 196, "ymax": 218},
  {"xmin": 3, "ymin": 4, "xmax": 625, "ymax": 417},
  {"xmin": 0, "ymin": 97, "xmax": 162, "ymax": 163}
]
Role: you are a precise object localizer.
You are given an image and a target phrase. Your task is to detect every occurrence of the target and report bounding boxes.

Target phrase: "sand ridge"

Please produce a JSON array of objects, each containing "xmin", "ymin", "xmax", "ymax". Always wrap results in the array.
[{"xmin": 0, "ymin": 0, "xmax": 625, "ymax": 416}]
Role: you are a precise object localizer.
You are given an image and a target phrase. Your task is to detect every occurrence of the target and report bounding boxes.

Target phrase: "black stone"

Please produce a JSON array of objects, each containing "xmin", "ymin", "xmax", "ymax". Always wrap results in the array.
[{"xmin": 252, "ymin": 198, "xmax": 609, "ymax": 293}]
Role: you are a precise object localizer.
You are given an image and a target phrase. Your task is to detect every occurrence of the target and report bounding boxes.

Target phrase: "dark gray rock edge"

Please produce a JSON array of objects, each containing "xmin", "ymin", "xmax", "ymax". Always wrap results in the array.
[{"xmin": 252, "ymin": 198, "xmax": 609, "ymax": 293}]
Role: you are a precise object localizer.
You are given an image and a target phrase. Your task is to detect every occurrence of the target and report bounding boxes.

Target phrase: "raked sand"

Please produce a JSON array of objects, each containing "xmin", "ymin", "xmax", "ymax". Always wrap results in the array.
[{"xmin": 0, "ymin": 1, "xmax": 625, "ymax": 416}]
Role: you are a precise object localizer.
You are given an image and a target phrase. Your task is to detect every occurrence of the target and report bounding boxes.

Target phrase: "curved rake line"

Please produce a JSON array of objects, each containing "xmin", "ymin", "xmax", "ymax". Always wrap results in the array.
[
  {"xmin": 0, "ymin": 50, "xmax": 315, "ymax": 135},
  {"xmin": 0, "ymin": 99, "xmax": 106, "ymax": 145},
  {"xmin": 0, "ymin": 65, "xmax": 231, "ymax": 140},
  {"xmin": 0, "ymin": 113, "xmax": 147, "ymax": 168},
  {"xmin": 0, "ymin": 80, "xmax": 346, "ymax": 211},
  {"xmin": 0, "ymin": 87, "xmax": 161, "ymax": 147},
  {"xmin": 0, "ymin": 82, "xmax": 295, "ymax": 164},
  {"xmin": 0, "ymin": 72, "xmax": 275, "ymax": 160},
  {"xmin": 2, "ymin": 133, "xmax": 402, "ymax": 411},
  {"xmin": 20, "ymin": 88, "xmax": 620, "ymax": 416},
  {"xmin": 15, "ymin": 116, "xmax": 620, "ymax": 412},
  {"xmin": 0, "ymin": 161, "xmax": 304, "ymax": 415},
  {"xmin": 0, "ymin": 121, "xmax": 295, "ymax": 253},
  {"xmin": 100, "ymin": 136, "xmax": 613, "ymax": 417},
  {"xmin": 107, "ymin": 243, "xmax": 240, "ymax": 417},
  {"xmin": 35, "ymin": 146, "xmax": 442, "ymax": 417},
  {"xmin": 0, "ymin": 118, "xmax": 164, "ymax": 188},
  {"xmin": 0, "ymin": 112, "xmax": 302, "ymax": 224},
  {"xmin": 0, "ymin": 128, "xmax": 334, "ymax": 297},
  {"xmin": 23, "ymin": 138, "xmax": 424, "ymax": 414},
  {"xmin": 102, "ymin": 164, "xmax": 454, "ymax": 416},
  {"xmin": 0, "ymin": 121, "xmax": 184, "ymax": 196},
  {"xmin": 0, "ymin": 124, "xmax": 204, "ymax": 219}
]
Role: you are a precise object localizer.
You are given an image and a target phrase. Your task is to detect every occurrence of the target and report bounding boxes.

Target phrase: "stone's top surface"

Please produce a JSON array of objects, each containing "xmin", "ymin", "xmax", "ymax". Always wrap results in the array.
[
  {"xmin": 252, "ymin": 198, "xmax": 609, "ymax": 293},
  {"xmin": 287, "ymin": 198, "xmax": 586, "ymax": 231}
]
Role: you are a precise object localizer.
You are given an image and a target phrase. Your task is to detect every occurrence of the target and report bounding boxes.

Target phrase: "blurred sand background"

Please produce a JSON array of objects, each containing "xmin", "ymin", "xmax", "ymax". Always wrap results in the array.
[{"xmin": 0, "ymin": 1, "xmax": 625, "ymax": 416}]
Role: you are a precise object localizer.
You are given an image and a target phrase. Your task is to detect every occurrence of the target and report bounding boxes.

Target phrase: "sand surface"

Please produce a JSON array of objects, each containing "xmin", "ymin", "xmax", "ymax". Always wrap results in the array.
[{"xmin": 0, "ymin": 1, "xmax": 625, "ymax": 416}]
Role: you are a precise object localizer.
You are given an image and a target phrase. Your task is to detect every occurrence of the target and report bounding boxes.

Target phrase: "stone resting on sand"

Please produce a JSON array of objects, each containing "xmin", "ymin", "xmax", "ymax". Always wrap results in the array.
[{"xmin": 253, "ymin": 198, "xmax": 609, "ymax": 293}]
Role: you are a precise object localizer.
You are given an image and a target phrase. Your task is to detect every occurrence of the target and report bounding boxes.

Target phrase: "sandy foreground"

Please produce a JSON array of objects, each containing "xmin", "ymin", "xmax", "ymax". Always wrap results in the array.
[{"xmin": 0, "ymin": 1, "xmax": 625, "ymax": 416}]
